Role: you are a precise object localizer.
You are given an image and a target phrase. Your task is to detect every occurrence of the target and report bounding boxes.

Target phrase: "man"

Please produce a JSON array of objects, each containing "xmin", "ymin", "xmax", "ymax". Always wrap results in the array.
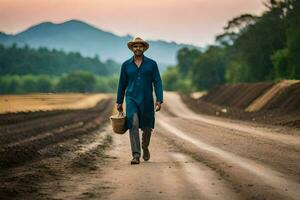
[{"xmin": 116, "ymin": 37, "xmax": 163, "ymax": 165}]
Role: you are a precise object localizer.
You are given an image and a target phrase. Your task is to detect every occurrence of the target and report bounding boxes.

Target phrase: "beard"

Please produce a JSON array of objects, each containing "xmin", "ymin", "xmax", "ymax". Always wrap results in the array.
[{"xmin": 134, "ymin": 50, "xmax": 143, "ymax": 56}]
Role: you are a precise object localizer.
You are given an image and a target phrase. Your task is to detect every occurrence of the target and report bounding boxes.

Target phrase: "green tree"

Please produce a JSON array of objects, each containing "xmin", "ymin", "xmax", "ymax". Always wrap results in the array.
[
  {"xmin": 56, "ymin": 70, "xmax": 96, "ymax": 92},
  {"xmin": 218, "ymin": 0, "xmax": 288, "ymax": 83},
  {"xmin": 162, "ymin": 66, "xmax": 194, "ymax": 93},
  {"xmin": 271, "ymin": 48, "xmax": 289, "ymax": 79},
  {"xmin": 36, "ymin": 75, "xmax": 53, "ymax": 92},
  {"xmin": 0, "ymin": 75, "xmax": 22, "ymax": 94},
  {"xmin": 191, "ymin": 46, "xmax": 226, "ymax": 90},
  {"xmin": 23, "ymin": 75, "xmax": 38, "ymax": 92},
  {"xmin": 162, "ymin": 67, "xmax": 180, "ymax": 91},
  {"xmin": 285, "ymin": 27, "xmax": 300, "ymax": 79},
  {"xmin": 95, "ymin": 75, "xmax": 118, "ymax": 92},
  {"xmin": 176, "ymin": 48, "xmax": 201, "ymax": 77}
]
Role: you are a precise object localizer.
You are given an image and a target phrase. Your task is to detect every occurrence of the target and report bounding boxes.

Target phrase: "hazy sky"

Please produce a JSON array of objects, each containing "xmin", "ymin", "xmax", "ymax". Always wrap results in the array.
[{"xmin": 0, "ymin": 0, "xmax": 266, "ymax": 46}]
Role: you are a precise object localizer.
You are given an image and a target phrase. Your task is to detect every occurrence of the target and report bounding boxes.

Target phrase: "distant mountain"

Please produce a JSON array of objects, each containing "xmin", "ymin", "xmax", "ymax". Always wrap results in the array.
[
  {"xmin": 0, "ymin": 20, "xmax": 202, "ymax": 71},
  {"xmin": 0, "ymin": 32, "xmax": 9, "ymax": 40}
]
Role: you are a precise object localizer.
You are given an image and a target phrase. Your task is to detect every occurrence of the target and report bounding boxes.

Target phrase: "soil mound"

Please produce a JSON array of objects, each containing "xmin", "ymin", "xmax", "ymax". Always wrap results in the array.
[
  {"xmin": 256, "ymin": 81, "xmax": 300, "ymax": 112},
  {"xmin": 245, "ymin": 80, "xmax": 300, "ymax": 112},
  {"xmin": 183, "ymin": 80, "xmax": 300, "ymax": 128},
  {"xmin": 201, "ymin": 82, "xmax": 274, "ymax": 109}
]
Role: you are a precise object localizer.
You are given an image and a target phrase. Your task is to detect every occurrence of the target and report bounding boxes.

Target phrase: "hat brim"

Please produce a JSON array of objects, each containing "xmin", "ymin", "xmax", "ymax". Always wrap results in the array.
[{"xmin": 127, "ymin": 41, "xmax": 149, "ymax": 51}]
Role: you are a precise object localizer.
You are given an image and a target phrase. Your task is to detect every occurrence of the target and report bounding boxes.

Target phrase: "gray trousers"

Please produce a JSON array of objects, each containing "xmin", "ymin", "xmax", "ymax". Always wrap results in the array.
[{"xmin": 129, "ymin": 113, "xmax": 152, "ymax": 158}]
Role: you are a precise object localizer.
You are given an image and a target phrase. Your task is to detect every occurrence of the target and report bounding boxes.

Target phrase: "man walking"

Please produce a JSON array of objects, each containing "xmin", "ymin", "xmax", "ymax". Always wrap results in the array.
[{"xmin": 116, "ymin": 37, "xmax": 163, "ymax": 165}]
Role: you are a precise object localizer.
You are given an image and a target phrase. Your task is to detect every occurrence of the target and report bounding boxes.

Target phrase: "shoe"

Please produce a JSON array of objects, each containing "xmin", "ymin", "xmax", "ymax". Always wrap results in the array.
[
  {"xmin": 130, "ymin": 157, "xmax": 140, "ymax": 165},
  {"xmin": 143, "ymin": 148, "xmax": 150, "ymax": 161}
]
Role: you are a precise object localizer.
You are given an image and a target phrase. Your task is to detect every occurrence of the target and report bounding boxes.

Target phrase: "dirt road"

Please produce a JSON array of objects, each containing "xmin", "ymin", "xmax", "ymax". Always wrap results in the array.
[{"xmin": 1, "ymin": 92, "xmax": 299, "ymax": 200}]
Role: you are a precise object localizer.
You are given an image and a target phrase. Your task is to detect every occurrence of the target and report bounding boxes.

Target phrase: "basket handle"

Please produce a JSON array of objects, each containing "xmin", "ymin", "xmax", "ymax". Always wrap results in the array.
[{"xmin": 118, "ymin": 111, "xmax": 124, "ymax": 117}]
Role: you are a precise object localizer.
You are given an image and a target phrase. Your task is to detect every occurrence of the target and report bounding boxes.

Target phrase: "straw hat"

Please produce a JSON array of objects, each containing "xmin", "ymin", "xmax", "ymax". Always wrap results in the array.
[{"xmin": 127, "ymin": 37, "xmax": 149, "ymax": 51}]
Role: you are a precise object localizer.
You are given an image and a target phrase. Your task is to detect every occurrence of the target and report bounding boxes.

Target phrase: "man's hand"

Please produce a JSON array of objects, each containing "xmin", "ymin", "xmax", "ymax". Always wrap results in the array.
[
  {"xmin": 155, "ymin": 101, "xmax": 162, "ymax": 112},
  {"xmin": 116, "ymin": 103, "xmax": 123, "ymax": 112}
]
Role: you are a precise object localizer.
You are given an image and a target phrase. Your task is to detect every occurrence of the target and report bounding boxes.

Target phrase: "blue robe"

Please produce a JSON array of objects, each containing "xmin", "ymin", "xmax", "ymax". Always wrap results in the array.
[{"xmin": 116, "ymin": 55, "xmax": 163, "ymax": 129}]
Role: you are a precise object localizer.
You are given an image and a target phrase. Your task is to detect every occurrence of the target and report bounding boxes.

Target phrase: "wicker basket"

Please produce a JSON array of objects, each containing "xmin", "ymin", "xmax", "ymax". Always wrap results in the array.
[{"xmin": 110, "ymin": 112, "xmax": 127, "ymax": 134}]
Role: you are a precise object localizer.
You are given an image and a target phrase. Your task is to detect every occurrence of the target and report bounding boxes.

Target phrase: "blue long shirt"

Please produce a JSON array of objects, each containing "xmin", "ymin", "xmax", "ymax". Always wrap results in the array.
[{"xmin": 116, "ymin": 55, "xmax": 163, "ymax": 129}]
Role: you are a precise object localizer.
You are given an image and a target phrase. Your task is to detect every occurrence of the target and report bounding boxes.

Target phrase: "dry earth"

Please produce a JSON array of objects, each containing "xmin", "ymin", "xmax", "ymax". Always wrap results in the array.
[{"xmin": 0, "ymin": 92, "xmax": 299, "ymax": 200}]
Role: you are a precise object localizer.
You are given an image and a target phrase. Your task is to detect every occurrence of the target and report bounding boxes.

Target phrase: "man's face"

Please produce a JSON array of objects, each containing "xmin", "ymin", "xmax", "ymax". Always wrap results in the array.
[{"xmin": 132, "ymin": 43, "xmax": 145, "ymax": 56}]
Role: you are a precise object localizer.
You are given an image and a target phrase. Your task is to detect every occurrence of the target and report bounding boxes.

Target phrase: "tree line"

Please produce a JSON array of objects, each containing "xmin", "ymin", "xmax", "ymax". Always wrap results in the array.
[
  {"xmin": 0, "ymin": 43, "xmax": 119, "ymax": 76},
  {"xmin": 0, "ymin": 71, "xmax": 118, "ymax": 94},
  {"xmin": 0, "ymin": 44, "xmax": 120, "ymax": 94},
  {"xmin": 163, "ymin": 0, "xmax": 300, "ymax": 91}
]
